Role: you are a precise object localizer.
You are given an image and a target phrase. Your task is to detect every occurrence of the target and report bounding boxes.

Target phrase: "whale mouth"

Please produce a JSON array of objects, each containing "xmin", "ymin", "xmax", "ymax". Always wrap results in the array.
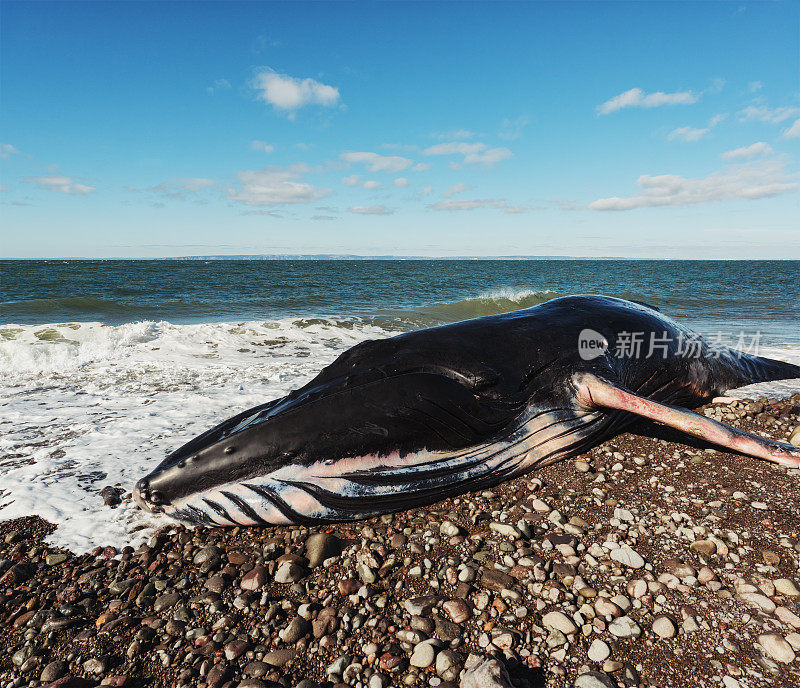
[{"xmin": 132, "ymin": 479, "xmax": 167, "ymax": 513}]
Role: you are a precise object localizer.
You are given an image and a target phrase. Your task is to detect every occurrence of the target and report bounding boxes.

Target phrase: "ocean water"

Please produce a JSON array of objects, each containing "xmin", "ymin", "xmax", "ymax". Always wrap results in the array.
[{"xmin": 1, "ymin": 259, "xmax": 799, "ymax": 553}]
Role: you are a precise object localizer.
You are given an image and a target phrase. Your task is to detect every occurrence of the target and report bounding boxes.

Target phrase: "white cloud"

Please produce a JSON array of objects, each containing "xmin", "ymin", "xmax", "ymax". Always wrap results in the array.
[
  {"xmin": 348, "ymin": 205, "xmax": 394, "ymax": 215},
  {"xmin": 393, "ymin": 177, "xmax": 409, "ymax": 187},
  {"xmin": 465, "ymin": 147, "xmax": 513, "ymax": 166},
  {"xmin": 589, "ymin": 159, "xmax": 797, "ymax": 211},
  {"xmin": 748, "ymin": 81, "xmax": 763, "ymax": 93},
  {"xmin": 668, "ymin": 113, "xmax": 727, "ymax": 142},
  {"xmin": 668, "ymin": 126, "xmax": 709, "ymax": 142},
  {"xmin": 504, "ymin": 206, "xmax": 527, "ymax": 214},
  {"xmin": 252, "ymin": 69, "xmax": 340, "ymax": 111},
  {"xmin": 251, "ymin": 140, "xmax": 275, "ymax": 154},
  {"xmin": 146, "ymin": 178, "xmax": 216, "ymax": 198},
  {"xmin": 436, "ymin": 129, "xmax": 476, "ymax": 140},
  {"xmin": 720, "ymin": 141, "xmax": 773, "ymax": 161},
  {"xmin": 227, "ymin": 165, "xmax": 328, "ymax": 206},
  {"xmin": 1, "ymin": 143, "xmax": 21, "ymax": 159},
  {"xmin": 207, "ymin": 78, "xmax": 231, "ymax": 95},
  {"xmin": 342, "ymin": 174, "xmax": 381, "ymax": 189},
  {"xmin": 423, "ymin": 142, "xmax": 512, "ymax": 167},
  {"xmin": 412, "ymin": 162, "xmax": 430, "ymax": 172},
  {"xmin": 737, "ymin": 105, "xmax": 800, "ymax": 124},
  {"xmin": 425, "ymin": 142, "xmax": 485, "ymax": 156},
  {"xmin": 430, "ymin": 198, "xmax": 508, "ymax": 211},
  {"xmin": 783, "ymin": 118, "xmax": 800, "ymax": 139},
  {"xmin": 340, "ymin": 151, "xmax": 413, "ymax": 173},
  {"xmin": 421, "ymin": 186, "xmax": 434, "ymax": 196},
  {"xmin": 442, "ymin": 184, "xmax": 475, "ymax": 198},
  {"xmin": 597, "ymin": 87, "xmax": 698, "ymax": 115},
  {"xmin": 25, "ymin": 176, "xmax": 95, "ymax": 194},
  {"xmin": 499, "ymin": 115, "xmax": 529, "ymax": 140}
]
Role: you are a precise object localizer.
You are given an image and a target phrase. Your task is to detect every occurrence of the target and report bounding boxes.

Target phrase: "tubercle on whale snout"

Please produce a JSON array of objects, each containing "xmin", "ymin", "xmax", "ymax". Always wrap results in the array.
[{"xmin": 132, "ymin": 477, "xmax": 169, "ymax": 513}]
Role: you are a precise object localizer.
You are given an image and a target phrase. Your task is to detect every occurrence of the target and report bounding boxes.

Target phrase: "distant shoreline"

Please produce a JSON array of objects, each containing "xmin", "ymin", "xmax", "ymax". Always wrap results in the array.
[{"xmin": 3, "ymin": 255, "xmax": 800, "ymax": 261}]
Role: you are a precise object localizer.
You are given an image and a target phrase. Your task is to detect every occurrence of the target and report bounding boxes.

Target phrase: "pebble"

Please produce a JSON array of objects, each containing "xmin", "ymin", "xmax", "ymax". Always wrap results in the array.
[
  {"xmin": 435, "ymin": 649, "xmax": 460, "ymax": 681},
  {"xmin": 305, "ymin": 533, "xmax": 342, "ymax": 567},
  {"xmin": 404, "ymin": 596, "xmax": 439, "ymax": 616},
  {"xmin": 443, "ymin": 598, "xmax": 470, "ymax": 623},
  {"xmin": 262, "ymin": 648, "xmax": 296, "ymax": 668},
  {"xmin": 574, "ymin": 672, "xmax": 616, "ymax": 688},
  {"xmin": 610, "ymin": 547, "xmax": 645, "ymax": 569},
  {"xmin": 542, "ymin": 611, "xmax": 578, "ymax": 635},
  {"xmin": 689, "ymin": 540, "xmax": 716, "ymax": 557},
  {"xmin": 409, "ymin": 641, "xmax": 436, "ymax": 668},
  {"xmin": 758, "ymin": 633, "xmax": 796, "ymax": 664},
  {"xmin": 652, "ymin": 615, "xmax": 677, "ymax": 638},
  {"xmin": 587, "ymin": 639, "xmax": 611, "ymax": 662},
  {"xmin": 461, "ymin": 658, "xmax": 512, "ymax": 688},
  {"xmin": 240, "ymin": 565, "xmax": 267, "ymax": 590},
  {"xmin": 774, "ymin": 578, "xmax": 800, "ymax": 597},
  {"xmin": 40, "ymin": 660, "xmax": 67, "ymax": 683},
  {"xmin": 280, "ymin": 616, "xmax": 310, "ymax": 643},
  {"xmin": 608, "ymin": 616, "xmax": 641, "ymax": 638},
  {"xmin": 274, "ymin": 561, "xmax": 307, "ymax": 583}
]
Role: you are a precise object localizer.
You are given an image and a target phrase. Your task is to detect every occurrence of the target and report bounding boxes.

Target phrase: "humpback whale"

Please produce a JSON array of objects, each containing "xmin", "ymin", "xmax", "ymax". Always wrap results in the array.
[{"xmin": 134, "ymin": 295, "xmax": 800, "ymax": 526}]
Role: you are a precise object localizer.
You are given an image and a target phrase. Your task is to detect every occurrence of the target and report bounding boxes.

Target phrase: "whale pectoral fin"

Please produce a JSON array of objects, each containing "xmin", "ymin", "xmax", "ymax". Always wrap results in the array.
[{"xmin": 575, "ymin": 373, "xmax": 800, "ymax": 469}]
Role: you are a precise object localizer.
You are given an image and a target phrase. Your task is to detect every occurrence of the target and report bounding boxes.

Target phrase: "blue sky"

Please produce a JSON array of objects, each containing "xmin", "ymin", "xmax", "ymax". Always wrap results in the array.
[{"xmin": 1, "ymin": 0, "xmax": 799, "ymax": 259}]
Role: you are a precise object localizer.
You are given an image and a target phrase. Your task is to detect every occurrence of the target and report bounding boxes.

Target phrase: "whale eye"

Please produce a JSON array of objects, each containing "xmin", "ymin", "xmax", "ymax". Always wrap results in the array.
[
  {"xmin": 178, "ymin": 460, "xmax": 187, "ymax": 468},
  {"xmin": 224, "ymin": 446, "xmax": 236, "ymax": 455},
  {"xmin": 150, "ymin": 491, "xmax": 164, "ymax": 504}
]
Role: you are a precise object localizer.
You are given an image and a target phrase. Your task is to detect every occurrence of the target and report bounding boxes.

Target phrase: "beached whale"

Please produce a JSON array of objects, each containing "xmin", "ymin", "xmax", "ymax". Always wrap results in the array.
[{"xmin": 133, "ymin": 295, "xmax": 800, "ymax": 526}]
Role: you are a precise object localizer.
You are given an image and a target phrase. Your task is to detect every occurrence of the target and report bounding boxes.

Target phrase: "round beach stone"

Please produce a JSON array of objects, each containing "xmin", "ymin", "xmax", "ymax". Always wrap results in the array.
[
  {"xmin": 410, "ymin": 641, "xmax": 436, "ymax": 668},
  {"xmin": 587, "ymin": 639, "xmax": 610, "ymax": 662},
  {"xmin": 652, "ymin": 615, "xmax": 677, "ymax": 638}
]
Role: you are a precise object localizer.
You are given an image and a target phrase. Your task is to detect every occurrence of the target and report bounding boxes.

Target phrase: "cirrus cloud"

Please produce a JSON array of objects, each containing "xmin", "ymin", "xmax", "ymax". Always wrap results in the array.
[
  {"xmin": 423, "ymin": 142, "xmax": 512, "ymax": 167},
  {"xmin": 737, "ymin": 104, "xmax": 800, "ymax": 124},
  {"xmin": 25, "ymin": 176, "xmax": 95, "ymax": 194},
  {"xmin": 1, "ymin": 143, "xmax": 22, "ymax": 159},
  {"xmin": 781, "ymin": 118, "xmax": 800, "ymax": 139},
  {"xmin": 348, "ymin": 205, "xmax": 394, "ymax": 215},
  {"xmin": 340, "ymin": 151, "xmax": 413, "ymax": 173},
  {"xmin": 597, "ymin": 87, "xmax": 698, "ymax": 115},
  {"xmin": 720, "ymin": 142, "xmax": 773, "ymax": 161},
  {"xmin": 429, "ymin": 198, "xmax": 523, "ymax": 213}
]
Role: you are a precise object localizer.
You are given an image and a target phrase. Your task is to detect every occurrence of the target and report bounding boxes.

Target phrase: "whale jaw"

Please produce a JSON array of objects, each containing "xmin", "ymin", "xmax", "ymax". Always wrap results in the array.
[{"xmin": 148, "ymin": 404, "xmax": 607, "ymax": 527}]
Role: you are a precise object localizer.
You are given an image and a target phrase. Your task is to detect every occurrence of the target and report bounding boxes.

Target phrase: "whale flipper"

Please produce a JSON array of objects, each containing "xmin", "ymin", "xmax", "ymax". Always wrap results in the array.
[{"xmin": 576, "ymin": 373, "xmax": 800, "ymax": 469}]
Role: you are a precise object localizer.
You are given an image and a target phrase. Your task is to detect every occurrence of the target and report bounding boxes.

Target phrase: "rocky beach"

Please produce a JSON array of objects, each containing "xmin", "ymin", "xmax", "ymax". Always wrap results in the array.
[{"xmin": 2, "ymin": 395, "xmax": 799, "ymax": 688}]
